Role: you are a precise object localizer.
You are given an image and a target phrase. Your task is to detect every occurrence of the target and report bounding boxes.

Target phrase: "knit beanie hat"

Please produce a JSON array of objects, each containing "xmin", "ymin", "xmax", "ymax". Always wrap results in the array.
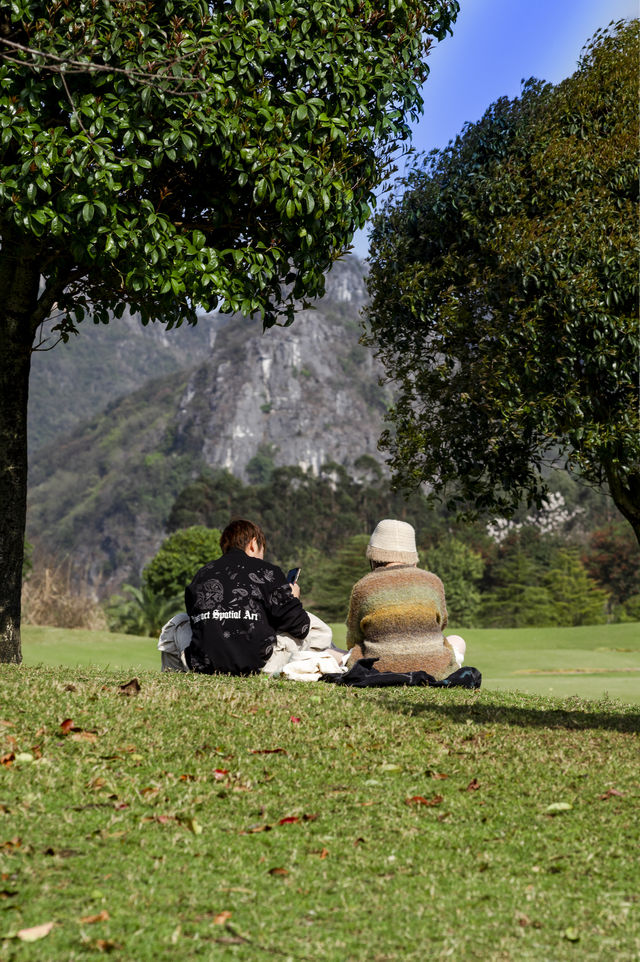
[{"xmin": 366, "ymin": 519, "xmax": 419, "ymax": 565}]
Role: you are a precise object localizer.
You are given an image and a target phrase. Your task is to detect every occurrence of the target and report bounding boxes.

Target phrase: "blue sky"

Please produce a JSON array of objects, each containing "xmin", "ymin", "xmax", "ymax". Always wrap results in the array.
[{"xmin": 351, "ymin": 0, "xmax": 638, "ymax": 257}]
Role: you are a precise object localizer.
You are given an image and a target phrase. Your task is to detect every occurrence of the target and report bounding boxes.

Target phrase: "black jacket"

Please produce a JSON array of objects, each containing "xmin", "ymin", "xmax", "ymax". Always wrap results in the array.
[{"xmin": 184, "ymin": 548, "xmax": 310, "ymax": 675}]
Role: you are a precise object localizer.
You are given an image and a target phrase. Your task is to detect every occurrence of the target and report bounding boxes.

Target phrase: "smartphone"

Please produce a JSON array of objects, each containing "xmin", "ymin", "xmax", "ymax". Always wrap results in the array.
[{"xmin": 286, "ymin": 567, "xmax": 301, "ymax": 584}]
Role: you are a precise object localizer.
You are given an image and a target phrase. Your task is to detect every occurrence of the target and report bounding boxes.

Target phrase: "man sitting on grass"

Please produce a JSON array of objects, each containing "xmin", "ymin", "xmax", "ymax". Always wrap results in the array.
[{"xmin": 167, "ymin": 518, "xmax": 337, "ymax": 675}]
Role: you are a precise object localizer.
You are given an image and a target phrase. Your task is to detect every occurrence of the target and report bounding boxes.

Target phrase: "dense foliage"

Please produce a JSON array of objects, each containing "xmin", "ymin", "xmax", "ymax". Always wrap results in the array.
[
  {"xmin": 365, "ymin": 20, "xmax": 640, "ymax": 542},
  {"xmin": 0, "ymin": 0, "xmax": 460, "ymax": 661},
  {"xmin": 1, "ymin": 0, "xmax": 459, "ymax": 329}
]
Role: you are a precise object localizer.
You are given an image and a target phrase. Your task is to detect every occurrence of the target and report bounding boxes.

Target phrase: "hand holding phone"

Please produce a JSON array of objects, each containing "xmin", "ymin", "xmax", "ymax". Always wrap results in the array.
[{"xmin": 286, "ymin": 567, "xmax": 301, "ymax": 584}]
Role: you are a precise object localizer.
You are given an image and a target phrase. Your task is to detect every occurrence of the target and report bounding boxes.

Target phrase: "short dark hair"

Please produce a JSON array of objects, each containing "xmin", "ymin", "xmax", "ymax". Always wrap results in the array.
[{"xmin": 220, "ymin": 519, "xmax": 266, "ymax": 555}]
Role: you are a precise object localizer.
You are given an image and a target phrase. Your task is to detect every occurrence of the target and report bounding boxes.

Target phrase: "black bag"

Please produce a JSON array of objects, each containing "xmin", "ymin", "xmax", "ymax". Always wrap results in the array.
[{"xmin": 321, "ymin": 658, "xmax": 481, "ymax": 689}]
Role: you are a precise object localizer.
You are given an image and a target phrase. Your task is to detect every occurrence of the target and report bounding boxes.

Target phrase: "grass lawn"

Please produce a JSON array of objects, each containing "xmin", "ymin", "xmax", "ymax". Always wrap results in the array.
[
  {"xmin": 21, "ymin": 621, "xmax": 640, "ymax": 704},
  {"xmin": 0, "ymin": 665, "xmax": 637, "ymax": 961}
]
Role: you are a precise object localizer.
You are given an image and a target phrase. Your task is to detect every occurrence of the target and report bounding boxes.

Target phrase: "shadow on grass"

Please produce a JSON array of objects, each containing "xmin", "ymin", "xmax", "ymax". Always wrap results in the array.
[{"xmin": 379, "ymin": 698, "xmax": 640, "ymax": 733}]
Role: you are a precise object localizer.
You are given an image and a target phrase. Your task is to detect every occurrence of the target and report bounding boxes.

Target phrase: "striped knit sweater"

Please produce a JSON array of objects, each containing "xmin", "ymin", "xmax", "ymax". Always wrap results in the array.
[{"xmin": 345, "ymin": 565, "xmax": 459, "ymax": 679}]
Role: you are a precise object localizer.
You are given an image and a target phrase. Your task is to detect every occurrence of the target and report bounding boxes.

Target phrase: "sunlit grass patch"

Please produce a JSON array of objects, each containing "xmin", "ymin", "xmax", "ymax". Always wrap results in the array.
[{"xmin": 0, "ymin": 666, "xmax": 638, "ymax": 960}]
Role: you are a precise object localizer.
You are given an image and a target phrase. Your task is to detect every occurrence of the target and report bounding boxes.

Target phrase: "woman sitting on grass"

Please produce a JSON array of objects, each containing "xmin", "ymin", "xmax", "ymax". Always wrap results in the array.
[{"xmin": 346, "ymin": 519, "xmax": 466, "ymax": 679}]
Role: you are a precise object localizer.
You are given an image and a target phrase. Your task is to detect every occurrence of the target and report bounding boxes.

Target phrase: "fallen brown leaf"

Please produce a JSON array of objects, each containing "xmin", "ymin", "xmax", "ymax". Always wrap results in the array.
[
  {"xmin": 79, "ymin": 910, "xmax": 110, "ymax": 924},
  {"xmin": 249, "ymin": 747, "xmax": 287, "ymax": 755},
  {"xmin": 119, "ymin": 678, "xmax": 141, "ymax": 696},
  {"xmin": 268, "ymin": 867, "xmax": 289, "ymax": 876},
  {"xmin": 70, "ymin": 730, "xmax": 98, "ymax": 743},
  {"xmin": 278, "ymin": 816, "xmax": 300, "ymax": 825},
  {"xmin": 0, "ymin": 752, "xmax": 15, "ymax": 767},
  {"xmin": 241, "ymin": 823, "xmax": 272, "ymax": 834},
  {"xmin": 1, "ymin": 837, "xmax": 21, "ymax": 851},
  {"xmin": 94, "ymin": 938, "xmax": 121, "ymax": 952},
  {"xmin": 466, "ymin": 779, "xmax": 481, "ymax": 791},
  {"xmin": 406, "ymin": 795, "xmax": 444, "ymax": 807},
  {"xmin": 599, "ymin": 788, "xmax": 625, "ymax": 800},
  {"xmin": 212, "ymin": 911, "xmax": 232, "ymax": 925},
  {"xmin": 60, "ymin": 718, "xmax": 74, "ymax": 734}
]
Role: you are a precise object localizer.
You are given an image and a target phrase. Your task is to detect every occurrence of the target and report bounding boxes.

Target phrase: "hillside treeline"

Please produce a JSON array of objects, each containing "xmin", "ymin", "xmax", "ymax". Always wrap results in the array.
[{"xmin": 103, "ymin": 457, "xmax": 640, "ymax": 635}]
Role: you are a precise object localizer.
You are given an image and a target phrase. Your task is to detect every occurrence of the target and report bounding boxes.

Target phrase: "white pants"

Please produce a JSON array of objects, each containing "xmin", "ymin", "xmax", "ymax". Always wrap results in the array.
[
  {"xmin": 158, "ymin": 611, "xmax": 336, "ymax": 674},
  {"xmin": 447, "ymin": 634, "xmax": 466, "ymax": 666},
  {"xmin": 261, "ymin": 613, "xmax": 338, "ymax": 674}
]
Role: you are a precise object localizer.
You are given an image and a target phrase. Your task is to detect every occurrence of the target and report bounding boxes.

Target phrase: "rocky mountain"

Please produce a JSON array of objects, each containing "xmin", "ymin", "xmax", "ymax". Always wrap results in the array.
[
  {"xmin": 28, "ymin": 304, "xmax": 215, "ymax": 453},
  {"xmin": 27, "ymin": 257, "xmax": 392, "ymax": 594}
]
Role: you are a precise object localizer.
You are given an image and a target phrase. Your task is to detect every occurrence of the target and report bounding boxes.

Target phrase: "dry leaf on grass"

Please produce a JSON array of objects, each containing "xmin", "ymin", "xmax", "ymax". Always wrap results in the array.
[
  {"xmin": 240, "ymin": 823, "xmax": 272, "ymax": 834},
  {"xmin": 212, "ymin": 911, "xmax": 232, "ymax": 924},
  {"xmin": 119, "ymin": 678, "xmax": 141, "ymax": 696},
  {"xmin": 545, "ymin": 802, "xmax": 573, "ymax": 814},
  {"xmin": 599, "ymin": 788, "xmax": 624, "ymax": 799},
  {"xmin": 406, "ymin": 795, "xmax": 444, "ymax": 807},
  {"xmin": 16, "ymin": 921, "xmax": 55, "ymax": 942},
  {"xmin": 70, "ymin": 730, "xmax": 98, "ymax": 743},
  {"xmin": 79, "ymin": 910, "xmax": 110, "ymax": 924},
  {"xmin": 94, "ymin": 938, "xmax": 121, "ymax": 951},
  {"xmin": 268, "ymin": 867, "xmax": 289, "ymax": 876}
]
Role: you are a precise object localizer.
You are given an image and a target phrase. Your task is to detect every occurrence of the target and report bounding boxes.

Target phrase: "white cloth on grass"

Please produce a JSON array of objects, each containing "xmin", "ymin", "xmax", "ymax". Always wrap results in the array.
[{"xmin": 157, "ymin": 610, "xmax": 341, "ymax": 676}]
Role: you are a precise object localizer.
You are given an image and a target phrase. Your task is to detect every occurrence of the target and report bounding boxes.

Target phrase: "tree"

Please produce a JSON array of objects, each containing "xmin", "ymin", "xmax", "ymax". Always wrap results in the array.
[
  {"xmin": 421, "ymin": 539, "xmax": 484, "ymax": 628},
  {"xmin": 312, "ymin": 533, "xmax": 370, "ymax": 622},
  {"xmin": 543, "ymin": 549, "xmax": 608, "ymax": 627},
  {"xmin": 582, "ymin": 524, "xmax": 640, "ymax": 612},
  {"xmin": 143, "ymin": 526, "xmax": 222, "ymax": 604},
  {"xmin": 479, "ymin": 551, "xmax": 556, "ymax": 629},
  {"xmin": 365, "ymin": 20, "xmax": 639, "ymax": 544},
  {"xmin": 0, "ymin": 0, "xmax": 460, "ymax": 661}
]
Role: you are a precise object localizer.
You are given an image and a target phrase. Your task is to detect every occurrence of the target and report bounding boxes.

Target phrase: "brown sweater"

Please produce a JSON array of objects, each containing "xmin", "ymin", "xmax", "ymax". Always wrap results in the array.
[{"xmin": 345, "ymin": 565, "xmax": 459, "ymax": 679}]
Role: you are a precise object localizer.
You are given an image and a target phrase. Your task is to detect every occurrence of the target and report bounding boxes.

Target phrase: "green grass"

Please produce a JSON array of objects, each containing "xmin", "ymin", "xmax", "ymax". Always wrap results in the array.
[
  {"xmin": 22, "ymin": 622, "xmax": 640, "ymax": 704},
  {"xmin": 0, "ymin": 666, "xmax": 638, "ymax": 961}
]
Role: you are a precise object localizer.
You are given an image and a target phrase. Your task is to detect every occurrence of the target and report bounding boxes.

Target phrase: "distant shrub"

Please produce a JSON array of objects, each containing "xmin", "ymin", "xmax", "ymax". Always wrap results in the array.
[
  {"xmin": 105, "ymin": 584, "xmax": 180, "ymax": 638},
  {"xmin": 621, "ymin": 594, "xmax": 640, "ymax": 622},
  {"xmin": 143, "ymin": 526, "xmax": 222, "ymax": 605}
]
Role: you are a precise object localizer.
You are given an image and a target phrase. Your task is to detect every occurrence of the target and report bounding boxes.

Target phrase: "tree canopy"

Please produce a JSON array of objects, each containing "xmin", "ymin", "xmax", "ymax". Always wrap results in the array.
[
  {"xmin": 365, "ymin": 20, "xmax": 640, "ymax": 543},
  {"xmin": 1, "ymin": 0, "xmax": 459, "ymax": 330},
  {"xmin": 0, "ymin": 0, "xmax": 459, "ymax": 661}
]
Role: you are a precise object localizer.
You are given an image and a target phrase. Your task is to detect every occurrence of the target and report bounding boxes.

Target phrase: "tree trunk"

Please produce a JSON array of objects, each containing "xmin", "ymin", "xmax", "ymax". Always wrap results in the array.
[
  {"xmin": 0, "ymin": 246, "xmax": 41, "ymax": 663},
  {"xmin": 605, "ymin": 463, "xmax": 640, "ymax": 548}
]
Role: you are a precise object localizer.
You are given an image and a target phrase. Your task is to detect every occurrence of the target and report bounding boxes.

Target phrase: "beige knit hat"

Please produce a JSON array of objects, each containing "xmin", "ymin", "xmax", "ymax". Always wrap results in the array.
[{"xmin": 366, "ymin": 519, "xmax": 419, "ymax": 565}]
